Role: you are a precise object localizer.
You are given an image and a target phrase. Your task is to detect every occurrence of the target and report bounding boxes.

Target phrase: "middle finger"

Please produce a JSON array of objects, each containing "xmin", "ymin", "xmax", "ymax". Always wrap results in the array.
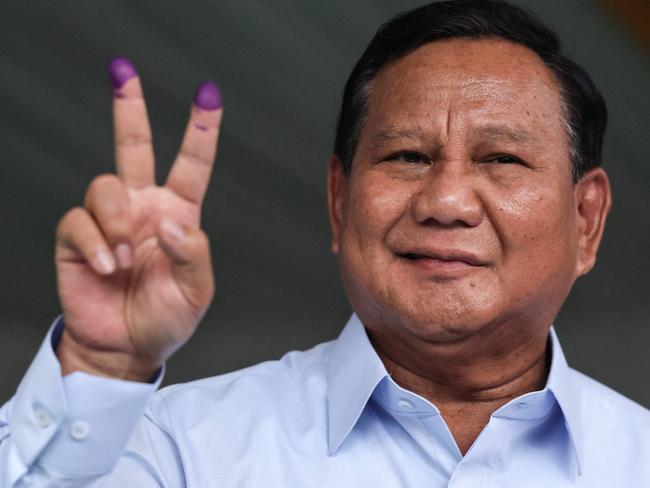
[{"xmin": 166, "ymin": 81, "xmax": 223, "ymax": 205}]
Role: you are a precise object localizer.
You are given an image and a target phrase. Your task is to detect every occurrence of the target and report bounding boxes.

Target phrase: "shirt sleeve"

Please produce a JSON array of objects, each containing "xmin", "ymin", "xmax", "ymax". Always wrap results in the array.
[{"xmin": 0, "ymin": 317, "xmax": 183, "ymax": 487}]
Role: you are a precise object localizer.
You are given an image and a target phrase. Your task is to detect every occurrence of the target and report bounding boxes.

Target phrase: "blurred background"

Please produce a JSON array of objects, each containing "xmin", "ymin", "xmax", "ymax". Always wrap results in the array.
[{"xmin": 0, "ymin": 0, "xmax": 648, "ymax": 405}]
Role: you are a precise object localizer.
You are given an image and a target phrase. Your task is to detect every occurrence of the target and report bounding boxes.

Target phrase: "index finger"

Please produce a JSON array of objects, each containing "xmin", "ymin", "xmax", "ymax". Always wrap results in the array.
[{"xmin": 109, "ymin": 58, "xmax": 156, "ymax": 189}]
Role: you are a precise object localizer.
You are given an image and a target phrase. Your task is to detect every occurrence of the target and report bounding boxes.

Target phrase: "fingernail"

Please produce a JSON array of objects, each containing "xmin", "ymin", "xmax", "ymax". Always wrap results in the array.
[
  {"xmin": 114, "ymin": 243, "xmax": 133, "ymax": 269},
  {"xmin": 94, "ymin": 250, "xmax": 116, "ymax": 274},
  {"xmin": 160, "ymin": 218, "xmax": 185, "ymax": 242},
  {"xmin": 108, "ymin": 57, "xmax": 138, "ymax": 89},
  {"xmin": 194, "ymin": 80, "xmax": 222, "ymax": 110}
]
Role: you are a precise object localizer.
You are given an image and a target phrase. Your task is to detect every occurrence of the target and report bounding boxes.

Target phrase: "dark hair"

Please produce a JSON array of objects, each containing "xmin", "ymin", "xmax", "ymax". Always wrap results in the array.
[{"xmin": 334, "ymin": 0, "xmax": 607, "ymax": 182}]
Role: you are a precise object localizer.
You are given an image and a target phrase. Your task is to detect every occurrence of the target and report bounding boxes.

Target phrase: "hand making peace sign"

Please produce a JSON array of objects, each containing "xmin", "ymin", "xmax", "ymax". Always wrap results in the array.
[{"xmin": 54, "ymin": 58, "xmax": 222, "ymax": 381}]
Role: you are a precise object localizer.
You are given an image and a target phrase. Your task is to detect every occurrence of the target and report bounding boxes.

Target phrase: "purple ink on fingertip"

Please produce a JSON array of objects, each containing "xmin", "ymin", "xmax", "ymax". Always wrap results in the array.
[
  {"xmin": 194, "ymin": 80, "xmax": 222, "ymax": 110},
  {"xmin": 108, "ymin": 57, "xmax": 138, "ymax": 89}
]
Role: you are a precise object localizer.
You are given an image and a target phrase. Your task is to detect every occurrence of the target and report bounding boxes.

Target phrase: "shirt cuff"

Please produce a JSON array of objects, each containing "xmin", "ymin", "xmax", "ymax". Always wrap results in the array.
[{"xmin": 10, "ymin": 316, "xmax": 164, "ymax": 477}]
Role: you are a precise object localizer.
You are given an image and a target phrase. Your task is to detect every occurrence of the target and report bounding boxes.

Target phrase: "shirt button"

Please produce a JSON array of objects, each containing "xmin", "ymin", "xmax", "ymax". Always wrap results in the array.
[
  {"xmin": 515, "ymin": 401, "xmax": 529, "ymax": 409},
  {"xmin": 397, "ymin": 399, "xmax": 414, "ymax": 409},
  {"xmin": 33, "ymin": 406, "xmax": 51, "ymax": 428},
  {"xmin": 69, "ymin": 420, "xmax": 90, "ymax": 441}
]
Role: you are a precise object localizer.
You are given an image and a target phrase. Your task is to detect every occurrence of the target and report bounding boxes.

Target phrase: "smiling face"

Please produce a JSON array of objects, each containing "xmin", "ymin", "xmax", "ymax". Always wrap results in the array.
[{"xmin": 328, "ymin": 38, "xmax": 610, "ymax": 346}]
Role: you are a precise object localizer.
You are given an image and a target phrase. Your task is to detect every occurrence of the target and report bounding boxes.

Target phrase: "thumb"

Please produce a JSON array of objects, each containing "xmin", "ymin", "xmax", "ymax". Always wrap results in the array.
[{"xmin": 157, "ymin": 218, "xmax": 215, "ymax": 311}]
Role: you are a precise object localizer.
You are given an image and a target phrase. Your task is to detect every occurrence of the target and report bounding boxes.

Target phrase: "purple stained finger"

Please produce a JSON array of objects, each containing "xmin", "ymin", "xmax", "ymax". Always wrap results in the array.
[
  {"xmin": 108, "ymin": 57, "xmax": 138, "ymax": 89},
  {"xmin": 194, "ymin": 81, "xmax": 222, "ymax": 110}
]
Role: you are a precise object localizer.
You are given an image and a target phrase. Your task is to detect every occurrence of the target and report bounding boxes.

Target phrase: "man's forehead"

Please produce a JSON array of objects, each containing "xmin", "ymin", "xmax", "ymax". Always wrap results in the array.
[
  {"xmin": 371, "ymin": 38, "xmax": 561, "ymax": 106},
  {"xmin": 387, "ymin": 38, "xmax": 552, "ymax": 74},
  {"xmin": 362, "ymin": 38, "xmax": 565, "ymax": 142}
]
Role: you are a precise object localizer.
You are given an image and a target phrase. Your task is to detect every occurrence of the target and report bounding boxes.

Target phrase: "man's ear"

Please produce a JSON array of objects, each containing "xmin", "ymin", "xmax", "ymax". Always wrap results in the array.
[
  {"xmin": 574, "ymin": 167, "xmax": 612, "ymax": 276},
  {"xmin": 327, "ymin": 155, "xmax": 349, "ymax": 255}
]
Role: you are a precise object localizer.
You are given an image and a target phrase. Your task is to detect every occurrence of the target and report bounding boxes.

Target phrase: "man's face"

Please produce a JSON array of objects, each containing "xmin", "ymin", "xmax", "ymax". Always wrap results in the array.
[{"xmin": 329, "ymin": 38, "xmax": 609, "ymax": 344}]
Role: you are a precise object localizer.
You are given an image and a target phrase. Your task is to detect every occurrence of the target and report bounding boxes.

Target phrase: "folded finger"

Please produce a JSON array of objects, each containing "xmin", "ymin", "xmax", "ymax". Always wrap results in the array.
[
  {"xmin": 166, "ymin": 81, "xmax": 222, "ymax": 205},
  {"xmin": 84, "ymin": 174, "xmax": 132, "ymax": 269},
  {"xmin": 109, "ymin": 57, "xmax": 156, "ymax": 189},
  {"xmin": 157, "ymin": 219, "xmax": 215, "ymax": 311},
  {"xmin": 56, "ymin": 207, "xmax": 116, "ymax": 275}
]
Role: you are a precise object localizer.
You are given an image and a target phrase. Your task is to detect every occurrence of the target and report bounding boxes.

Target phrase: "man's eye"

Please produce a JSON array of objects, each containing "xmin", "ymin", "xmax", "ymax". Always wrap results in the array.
[
  {"xmin": 485, "ymin": 154, "xmax": 522, "ymax": 165},
  {"xmin": 387, "ymin": 152, "xmax": 430, "ymax": 164}
]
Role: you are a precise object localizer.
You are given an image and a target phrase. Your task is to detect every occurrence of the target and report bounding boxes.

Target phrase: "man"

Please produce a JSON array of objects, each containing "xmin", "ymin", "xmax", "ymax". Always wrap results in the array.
[{"xmin": 1, "ymin": 0, "xmax": 648, "ymax": 486}]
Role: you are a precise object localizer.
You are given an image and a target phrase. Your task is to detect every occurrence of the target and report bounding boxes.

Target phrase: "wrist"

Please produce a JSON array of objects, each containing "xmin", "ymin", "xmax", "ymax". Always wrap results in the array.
[{"xmin": 57, "ymin": 328, "xmax": 161, "ymax": 382}]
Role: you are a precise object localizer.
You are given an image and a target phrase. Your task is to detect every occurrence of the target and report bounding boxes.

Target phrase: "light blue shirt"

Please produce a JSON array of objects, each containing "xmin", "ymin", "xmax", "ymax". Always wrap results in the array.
[{"xmin": 1, "ymin": 314, "xmax": 649, "ymax": 486}]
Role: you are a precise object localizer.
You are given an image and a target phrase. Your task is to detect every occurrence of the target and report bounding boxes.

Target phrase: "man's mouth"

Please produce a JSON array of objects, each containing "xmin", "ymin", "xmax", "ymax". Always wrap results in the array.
[{"xmin": 396, "ymin": 249, "xmax": 487, "ymax": 267}]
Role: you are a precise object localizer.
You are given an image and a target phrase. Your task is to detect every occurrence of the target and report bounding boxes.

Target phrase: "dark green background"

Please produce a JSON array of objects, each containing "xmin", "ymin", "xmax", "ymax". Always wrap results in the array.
[{"xmin": 1, "ymin": 1, "xmax": 648, "ymax": 406}]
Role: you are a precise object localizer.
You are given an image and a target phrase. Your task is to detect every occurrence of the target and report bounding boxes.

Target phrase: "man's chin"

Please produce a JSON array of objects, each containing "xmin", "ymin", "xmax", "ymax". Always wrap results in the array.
[
  {"xmin": 381, "ymin": 302, "xmax": 504, "ymax": 345},
  {"xmin": 403, "ymin": 319, "xmax": 489, "ymax": 344}
]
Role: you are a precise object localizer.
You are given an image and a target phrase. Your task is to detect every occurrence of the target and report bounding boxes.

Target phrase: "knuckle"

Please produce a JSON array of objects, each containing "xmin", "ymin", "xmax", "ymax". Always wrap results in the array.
[
  {"xmin": 179, "ymin": 150, "xmax": 209, "ymax": 168},
  {"xmin": 117, "ymin": 132, "xmax": 152, "ymax": 148},
  {"xmin": 85, "ymin": 175, "xmax": 128, "ymax": 220},
  {"xmin": 85, "ymin": 173, "xmax": 118, "ymax": 204},
  {"xmin": 61, "ymin": 206, "xmax": 86, "ymax": 225},
  {"xmin": 56, "ymin": 207, "xmax": 87, "ymax": 239},
  {"xmin": 89, "ymin": 172, "xmax": 119, "ymax": 191}
]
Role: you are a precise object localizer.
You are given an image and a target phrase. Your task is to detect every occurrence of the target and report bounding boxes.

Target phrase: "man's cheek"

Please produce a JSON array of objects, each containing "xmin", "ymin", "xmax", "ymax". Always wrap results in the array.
[
  {"xmin": 493, "ymin": 185, "xmax": 561, "ymax": 234},
  {"xmin": 357, "ymin": 185, "xmax": 411, "ymax": 229},
  {"xmin": 492, "ymin": 182, "xmax": 547, "ymax": 215}
]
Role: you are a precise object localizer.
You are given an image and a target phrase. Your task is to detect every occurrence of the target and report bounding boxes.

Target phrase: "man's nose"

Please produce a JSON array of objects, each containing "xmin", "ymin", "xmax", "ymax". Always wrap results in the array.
[{"xmin": 409, "ymin": 161, "xmax": 484, "ymax": 227}]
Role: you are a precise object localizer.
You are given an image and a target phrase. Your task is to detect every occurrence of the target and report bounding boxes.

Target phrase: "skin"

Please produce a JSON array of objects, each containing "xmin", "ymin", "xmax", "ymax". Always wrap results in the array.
[
  {"xmin": 327, "ymin": 38, "xmax": 611, "ymax": 454},
  {"xmin": 55, "ymin": 38, "xmax": 610, "ymax": 456},
  {"xmin": 56, "ymin": 73, "xmax": 221, "ymax": 380}
]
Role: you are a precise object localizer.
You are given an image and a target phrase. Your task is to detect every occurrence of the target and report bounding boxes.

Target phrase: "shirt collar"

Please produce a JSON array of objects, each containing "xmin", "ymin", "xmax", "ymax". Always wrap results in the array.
[
  {"xmin": 327, "ymin": 314, "xmax": 584, "ymax": 474},
  {"xmin": 546, "ymin": 327, "xmax": 585, "ymax": 475},
  {"xmin": 327, "ymin": 314, "xmax": 388, "ymax": 453}
]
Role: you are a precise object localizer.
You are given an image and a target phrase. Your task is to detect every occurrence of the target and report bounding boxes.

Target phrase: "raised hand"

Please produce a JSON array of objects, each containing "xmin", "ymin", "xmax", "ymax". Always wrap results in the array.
[{"xmin": 54, "ymin": 58, "xmax": 222, "ymax": 381}]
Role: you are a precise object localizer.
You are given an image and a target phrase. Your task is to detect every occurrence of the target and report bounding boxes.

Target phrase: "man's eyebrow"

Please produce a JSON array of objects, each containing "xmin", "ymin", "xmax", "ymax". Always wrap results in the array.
[
  {"xmin": 369, "ymin": 126, "xmax": 427, "ymax": 146},
  {"xmin": 471, "ymin": 124, "xmax": 542, "ymax": 147},
  {"xmin": 368, "ymin": 124, "xmax": 543, "ymax": 149}
]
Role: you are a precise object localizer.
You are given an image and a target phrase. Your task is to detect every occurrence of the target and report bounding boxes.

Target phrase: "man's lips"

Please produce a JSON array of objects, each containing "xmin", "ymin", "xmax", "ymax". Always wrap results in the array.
[{"xmin": 396, "ymin": 248, "xmax": 488, "ymax": 267}]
